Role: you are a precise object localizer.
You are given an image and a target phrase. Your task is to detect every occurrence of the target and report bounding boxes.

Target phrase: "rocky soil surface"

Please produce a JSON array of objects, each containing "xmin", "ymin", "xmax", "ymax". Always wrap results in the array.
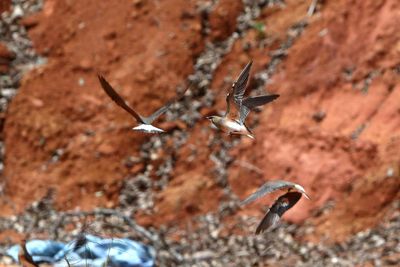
[{"xmin": 0, "ymin": 0, "xmax": 399, "ymax": 266}]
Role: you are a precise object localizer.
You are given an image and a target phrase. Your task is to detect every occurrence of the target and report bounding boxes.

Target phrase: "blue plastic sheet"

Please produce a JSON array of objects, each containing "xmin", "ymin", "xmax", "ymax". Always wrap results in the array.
[{"xmin": 7, "ymin": 234, "xmax": 154, "ymax": 267}]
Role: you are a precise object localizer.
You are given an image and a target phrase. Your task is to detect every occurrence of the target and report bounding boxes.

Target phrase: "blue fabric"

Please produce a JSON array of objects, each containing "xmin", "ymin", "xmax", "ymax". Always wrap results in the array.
[{"xmin": 7, "ymin": 235, "xmax": 154, "ymax": 267}]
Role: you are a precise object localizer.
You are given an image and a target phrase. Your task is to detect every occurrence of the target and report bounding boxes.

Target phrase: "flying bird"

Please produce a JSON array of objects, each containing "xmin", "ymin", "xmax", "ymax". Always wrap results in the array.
[
  {"xmin": 207, "ymin": 61, "xmax": 279, "ymax": 139},
  {"xmin": 230, "ymin": 61, "xmax": 280, "ymax": 124},
  {"xmin": 98, "ymin": 75, "xmax": 190, "ymax": 133},
  {"xmin": 240, "ymin": 180, "xmax": 310, "ymax": 234},
  {"xmin": 207, "ymin": 92, "xmax": 256, "ymax": 139},
  {"xmin": 255, "ymin": 191, "xmax": 302, "ymax": 234},
  {"xmin": 240, "ymin": 180, "xmax": 310, "ymax": 206}
]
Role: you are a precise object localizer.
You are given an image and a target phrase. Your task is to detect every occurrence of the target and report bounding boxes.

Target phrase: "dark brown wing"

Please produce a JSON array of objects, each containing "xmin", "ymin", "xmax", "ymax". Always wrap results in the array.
[
  {"xmin": 240, "ymin": 180, "xmax": 304, "ymax": 206},
  {"xmin": 255, "ymin": 191, "xmax": 302, "ymax": 234},
  {"xmin": 242, "ymin": 94, "xmax": 280, "ymax": 109},
  {"xmin": 255, "ymin": 212, "xmax": 280, "ymax": 235},
  {"xmin": 232, "ymin": 61, "xmax": 252, "ymax": 106},
  {"xmin": 239, "ymin": 94, "xmax": 280, "ymax": 124},
  {"xmin": 144, "ymin": 83, "xmax": 191, "ymax": 124},
  {"xmin": 97, "ymin": 75, "xmax": 145, "ymax": 124}
]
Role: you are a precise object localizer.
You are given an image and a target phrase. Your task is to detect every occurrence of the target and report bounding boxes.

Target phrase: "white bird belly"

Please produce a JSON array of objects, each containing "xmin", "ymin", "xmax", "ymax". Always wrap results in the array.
[
  {"xmin": 133, "ymin": 124, "xmax": 165, "ymax": 133},
  {"xmin": 224, "ymin": 120, "xmax": 246, "ymax": 132}
]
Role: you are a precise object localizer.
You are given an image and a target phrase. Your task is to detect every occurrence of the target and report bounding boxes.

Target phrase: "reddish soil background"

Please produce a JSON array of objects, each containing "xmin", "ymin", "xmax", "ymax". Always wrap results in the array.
[
  {"xmin": 1, "ymin": 0, "xmax": 400, "ymax": 244},
  {"xmin": 0, "ymin": 0, "xmax": 11, "ymax": 14}
]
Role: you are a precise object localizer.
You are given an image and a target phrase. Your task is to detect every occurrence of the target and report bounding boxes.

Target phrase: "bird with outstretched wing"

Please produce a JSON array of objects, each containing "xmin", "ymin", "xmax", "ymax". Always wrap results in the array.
[
  {"xmin": 98, "ymin": 75, "xmax": 190, "ymax": 133},
  {"xmin": 240, "ymin": 180, "xmax": 310, "ymax": 234}
]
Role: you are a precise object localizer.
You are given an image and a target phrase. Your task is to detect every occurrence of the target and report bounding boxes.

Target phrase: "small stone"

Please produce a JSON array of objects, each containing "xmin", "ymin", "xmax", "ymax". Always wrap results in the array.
[
  {"xmin": 97, "ymin": 142, "xmax": 115, "ymax": 155},
  {"xmin": 181, "ymin": 10, "xmax": 195, "ymax": 20},
  {"xmin": 103, "ymin": 31, "xmax": 117, "ymax": 40},
  {"xmin": 2, "ymin": 256, "xmax": 13, "ymax": 264},
  {"xmin": 132, "ymin": 0, "xmax": 143, "ymax": 7},
  {"xmin": 0, "ymin": 43, "xmax": 16, "ymax": 60},
  {"xmin": 78, "ymin": 58, "xmax": 92, "ymax": 71},
  {"xmin": 30, "ymin": 97, "xmax": 44, "ymax": 107},
  {"xmin": 11, "ymin": 5, "xmax": 23, "ymax": 20},
  {"xmin": 386, "ymin": 167, "xmax": 394, "ymax": 177},
  {"xmin": 95, "ymin": 191, "xmax": 103, "ymax": 197},
  {"xmin": 0, "ymin": 65, "xmax": 9, "ymax": 74},
  {"xmin": 124, "ymin": 156, "xmax": 141, "ymax": 168},
  {"xmin": 78, "ymin": 77, "xmax": 85, "ymax": 86},
  {"xmin": 130, "ymin": 163, "xmax": 145, "ymax": 174},
  {"xmin": 331, "ymin": 257, "xmax": 339, "ymax": 264},
  {"xmin": 78, "ymin": 21, "xmax": 86, "ymax": 30},
  {"xmin": 312, "ymin": 111, "xmax": 326, "ymax": 122},
  {"xmin": 0, "ymin": 43, "xmax": 14, "ymax": 73},
  {"xmin": 20, "ymin": 13, "xmax": 40, "ymax": 29}
]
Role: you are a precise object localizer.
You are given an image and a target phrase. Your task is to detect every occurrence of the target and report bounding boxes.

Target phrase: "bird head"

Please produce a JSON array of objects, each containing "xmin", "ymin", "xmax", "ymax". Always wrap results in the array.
[
  {"xmin": 293, "ymin": 184, "xmax": 311, "ymax": 200},
  {"xmin": 205, "ymin": 115, "xmax": 218, "ymax": 122}
]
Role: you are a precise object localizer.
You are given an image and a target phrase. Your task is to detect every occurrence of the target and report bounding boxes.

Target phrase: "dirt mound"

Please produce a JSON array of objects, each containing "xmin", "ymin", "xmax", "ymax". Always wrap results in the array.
[
  {"xmin": 227, "ymin": 0, "xmax": 400, "ymax": 241},
  {"xmin": 1, "ymin": 0, "xmax": 204, "ymax": 213},
  {"xmin": 1, "ymin": 0, "xmax": 399, "ymax": 246}
]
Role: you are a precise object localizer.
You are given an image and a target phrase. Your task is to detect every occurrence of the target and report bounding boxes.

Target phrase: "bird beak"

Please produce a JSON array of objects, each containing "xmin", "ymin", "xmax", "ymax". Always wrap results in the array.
[
  {"xmin": 294, "ymin": 184, "xmax": 310, "ymax": 200},
  {"xmin": 247, "ymin": 134, "xmax": 255, "ymax": 139}
]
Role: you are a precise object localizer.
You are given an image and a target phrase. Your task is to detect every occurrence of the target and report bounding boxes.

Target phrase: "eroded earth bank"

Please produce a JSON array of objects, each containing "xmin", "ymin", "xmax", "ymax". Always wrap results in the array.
[{"xmin": 0, "ymin": 0, "xmax": 399, "ymax": 266}]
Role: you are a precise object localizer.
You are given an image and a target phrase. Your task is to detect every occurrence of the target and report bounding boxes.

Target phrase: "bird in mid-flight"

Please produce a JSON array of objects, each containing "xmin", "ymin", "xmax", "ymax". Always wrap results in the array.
[
  {"xmin": 255, "ymin": 191, "xmax": 302, "ymax": 234},
  {"xmin": 98, "ymin": 75, "xmax": 190, "ymax": 133},
  {"xmin": 240, "ymin": 180, "xmax": 310, "ymax": 234},
  {"xmin": 207, "ymin": 61, "xmax": 279, "ymax": 139}
]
